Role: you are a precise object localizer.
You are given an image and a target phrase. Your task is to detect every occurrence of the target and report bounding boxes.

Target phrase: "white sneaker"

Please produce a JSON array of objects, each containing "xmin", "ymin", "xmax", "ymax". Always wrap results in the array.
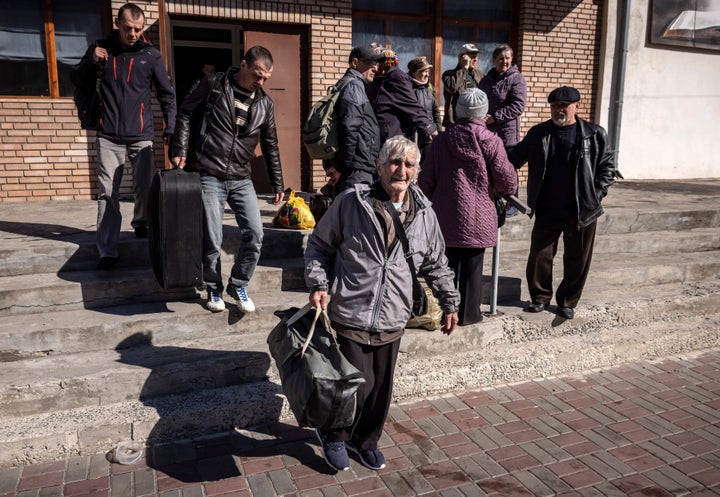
[
  {"xmin": 234, "ymin": 287, "xmax": 255, "ymax": 313},
  {"xmin": 206, "ymin": 290, "xmax": 226, "ymax": 312}
]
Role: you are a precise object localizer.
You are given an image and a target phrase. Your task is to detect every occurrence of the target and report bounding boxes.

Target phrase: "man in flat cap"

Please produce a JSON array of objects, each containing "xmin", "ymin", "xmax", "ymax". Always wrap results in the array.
[
  {"xmin": 325, "ymin": 45, "xmax": 385, "ymax": 196},
  {"xmin": 508, "ymin": 86, "xmax": 616, "ymax": 320},
  {"xmin": 442, "ymin": 43, "xmax": 485, "ymax": 127}
]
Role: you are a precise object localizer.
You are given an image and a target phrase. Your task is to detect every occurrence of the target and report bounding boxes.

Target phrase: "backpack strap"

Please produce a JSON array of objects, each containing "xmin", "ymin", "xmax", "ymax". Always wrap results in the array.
[
  {"xmin": 198, "ymin": 72, "xmax": 226, "ymax": 137},
  {"xmin": 332, "ymin": 75, "xmax": 356, "ymax": 95}
]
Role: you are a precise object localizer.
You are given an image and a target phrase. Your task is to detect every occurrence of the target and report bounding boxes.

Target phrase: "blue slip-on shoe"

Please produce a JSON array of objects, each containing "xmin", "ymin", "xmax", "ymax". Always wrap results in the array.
[
  {"xmin": 315, "ymin": 429, "xmax": 350, "ymax": 471},
  {"xmin": 346, "ymin": 441, "xmax": 386, "ymax": 470}
]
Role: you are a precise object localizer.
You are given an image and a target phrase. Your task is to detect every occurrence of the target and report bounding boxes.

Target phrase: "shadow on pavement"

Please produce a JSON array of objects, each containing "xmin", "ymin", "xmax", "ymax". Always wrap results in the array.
[{"xmin": 113, "ymin": 332, "xmax": 308, "ymax": 482}]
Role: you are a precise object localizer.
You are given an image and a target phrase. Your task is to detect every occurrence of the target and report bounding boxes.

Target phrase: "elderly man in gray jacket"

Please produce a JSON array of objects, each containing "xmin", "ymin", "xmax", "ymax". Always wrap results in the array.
[{"xmin": 305, "ymin": 135, "xmax": 460, "ymax": 473}]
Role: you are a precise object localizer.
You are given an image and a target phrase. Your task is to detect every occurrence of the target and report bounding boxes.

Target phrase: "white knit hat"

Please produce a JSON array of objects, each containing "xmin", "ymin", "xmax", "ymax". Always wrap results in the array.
[{"xmin": 455, "ymin": 88, "xmax": 488, "ymax": 119}]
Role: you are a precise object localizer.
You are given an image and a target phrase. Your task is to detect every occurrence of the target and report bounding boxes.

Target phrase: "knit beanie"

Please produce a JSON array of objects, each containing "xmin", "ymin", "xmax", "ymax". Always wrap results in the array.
[{"xmin": 455, "ymin": 88, "xmax": 489, "ymax": 119}]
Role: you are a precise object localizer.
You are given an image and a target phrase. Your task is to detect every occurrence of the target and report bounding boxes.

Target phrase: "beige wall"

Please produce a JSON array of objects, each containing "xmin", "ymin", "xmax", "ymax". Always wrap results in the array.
[{"xmin": 597, "ymin": 0, "xmax": 720, "ymax": 179}]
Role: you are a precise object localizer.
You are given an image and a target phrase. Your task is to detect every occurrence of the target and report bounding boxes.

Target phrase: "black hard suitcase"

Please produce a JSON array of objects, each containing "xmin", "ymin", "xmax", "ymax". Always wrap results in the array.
[{"xmin": 148, "ymin": 168, "xmax": 203, "ymax": 289}]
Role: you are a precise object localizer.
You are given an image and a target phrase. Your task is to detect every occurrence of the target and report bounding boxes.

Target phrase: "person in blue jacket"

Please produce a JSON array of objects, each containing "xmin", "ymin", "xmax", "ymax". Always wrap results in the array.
[{"xmin": 72, "ymin": 3, "xmax": 176, "ymax": 270}]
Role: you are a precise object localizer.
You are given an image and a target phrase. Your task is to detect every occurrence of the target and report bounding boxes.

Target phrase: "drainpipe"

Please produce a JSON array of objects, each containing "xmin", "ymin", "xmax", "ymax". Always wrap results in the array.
[{"xmin": 609, "ymin": 0, "xmax": 630, "ymax": 179}]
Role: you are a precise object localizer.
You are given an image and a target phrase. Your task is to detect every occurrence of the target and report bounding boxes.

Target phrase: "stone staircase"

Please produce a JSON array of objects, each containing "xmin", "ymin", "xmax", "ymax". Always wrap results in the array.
[{"xmin": 0, "ymin": 180, "xmax": 719, "ymax": 468}]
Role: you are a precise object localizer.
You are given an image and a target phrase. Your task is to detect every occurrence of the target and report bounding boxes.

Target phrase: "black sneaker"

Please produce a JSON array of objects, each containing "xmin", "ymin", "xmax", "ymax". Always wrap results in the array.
[
  {"xmin": 346, "ymin": 441, "xmax": 386, "ymax": 470},
  {"xmin": 97, "ymin": 256, "xmax": 118, "ymax": 271},
  {"xmin": 134, "ymin": 226, "xmax": 148, "ymax": 239},
  {"xmin": 315, "ymin": 429, "xmax": 350, "ymax": 471}
]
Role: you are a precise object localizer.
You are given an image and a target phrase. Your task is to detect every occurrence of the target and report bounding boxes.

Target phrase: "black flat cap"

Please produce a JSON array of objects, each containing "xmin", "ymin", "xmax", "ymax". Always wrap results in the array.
[
  {"xmin": 349, "ymin": 45, "xmax": 384, "ymax": 63},
  {"xmin": 548, "ymin": 86, "xmax": 581, "ymax": 103}
]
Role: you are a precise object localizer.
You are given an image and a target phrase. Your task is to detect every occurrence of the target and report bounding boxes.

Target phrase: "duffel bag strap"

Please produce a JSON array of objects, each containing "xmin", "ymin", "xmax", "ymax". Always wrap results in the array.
[
  {"xmin": 319, "ymin": 308, "xmax": 338, "ymax": 342},
  {"xmin": 286, "ymin": 304, "xmax": 339, "ymax": 356},
  {"xmin": 300, "ymin": 306, "xmax": 321, "ymax": 356}
]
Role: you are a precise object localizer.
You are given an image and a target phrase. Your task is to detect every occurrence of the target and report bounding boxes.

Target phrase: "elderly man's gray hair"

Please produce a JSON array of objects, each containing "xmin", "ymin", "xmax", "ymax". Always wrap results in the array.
[{"xmin": 377, "ymin": 135, "xmax": 421, "ymax": 170}]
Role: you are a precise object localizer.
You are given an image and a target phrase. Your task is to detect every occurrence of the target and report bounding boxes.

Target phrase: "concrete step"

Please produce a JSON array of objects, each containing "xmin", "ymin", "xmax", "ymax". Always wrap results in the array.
[
  {"xmin": 0, "ymin": 234, "xmax": 717, "ymax": 359},
  {"xmin": 0, "ymin": 258, "xmax": 306, "ymax": 317},
  {"xmin": 2, "ymin": 280, "xmax": 719, "ymax": 422},
  {"xmin": 0, "ymin": 290, "xmax": 310, "ymax": 359},
  {"xmin": 489, "ymin": 247, "xmax": 720, "ymax": 288},
  {"xmin": 2, "ymin": 200, "xmax": 719, "ymax": 278},
  {"xmin": 0, "ymin": 227, "xmax": 311, "ymax": 277},
  {"xmin": 1, "ymin": 226, "xmax": 718, "ymax": 318},
  {"xmin": 495, "ymin": 226, "xmax": 720, "ymax": 257},
  {"xmin": 0, "ymin": 380, "xmax": 288, "ymax": 468},
  {"xmin": 1, "ymin": 282, "xmax": 718, "ymax": 467}
]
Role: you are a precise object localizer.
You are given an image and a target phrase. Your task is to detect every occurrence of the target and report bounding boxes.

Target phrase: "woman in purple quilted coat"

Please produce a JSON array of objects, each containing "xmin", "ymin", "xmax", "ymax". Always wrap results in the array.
[
  {"xmin": 479, "ymin": 44, "xmax": 527, "ymax": 147},
  {"xmin": 418, "ymin": 88, "xmax": 517, "ymax": 325}
]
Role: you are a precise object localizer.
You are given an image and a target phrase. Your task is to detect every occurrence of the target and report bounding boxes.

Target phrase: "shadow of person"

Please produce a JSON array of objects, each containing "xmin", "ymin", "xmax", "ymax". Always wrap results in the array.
[
  {"xmin": 114, "ymin": 332, "xmax": 289, "ymax": 482},
  {"xmin": 232, "ymin": 422, "xmax": 336, "ymax": 476},
  {"xmin": 0, "ymin": 216, "xmax": 197, "ymax": 315}
]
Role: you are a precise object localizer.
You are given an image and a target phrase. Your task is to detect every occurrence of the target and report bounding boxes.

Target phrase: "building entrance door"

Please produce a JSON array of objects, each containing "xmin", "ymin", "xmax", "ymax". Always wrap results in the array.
[
  {"xmin": 244, "ymin": 30, "xmax": 303, "ymax": 192},
  {"xmin": 170, "ymin": 21, "xmax": 305, "ymax": 193}
]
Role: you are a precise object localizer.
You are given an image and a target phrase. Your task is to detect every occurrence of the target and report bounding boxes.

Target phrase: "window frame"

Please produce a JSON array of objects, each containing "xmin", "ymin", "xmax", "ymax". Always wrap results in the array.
[
  {"xmin": 0, "ymin": 0, "xmax": 110, "ymax": 99},
  {"xmin": 352, "ymin": 0, "xmax": 518, "ymax": 99}
]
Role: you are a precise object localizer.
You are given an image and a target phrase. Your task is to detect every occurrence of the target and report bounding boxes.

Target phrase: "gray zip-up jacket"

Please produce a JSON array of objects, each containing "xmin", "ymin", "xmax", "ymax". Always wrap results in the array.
[{"xmin": 305, "ymin": 183, "xmax": 460, "ymax": 336}]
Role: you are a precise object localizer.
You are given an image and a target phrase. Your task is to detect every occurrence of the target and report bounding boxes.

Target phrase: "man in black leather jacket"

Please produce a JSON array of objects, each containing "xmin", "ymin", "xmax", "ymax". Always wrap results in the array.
[
  {"xmin": 508, "ymin": 86, "xmax": 615, "ymax": 320},
  {"xmin": 172, "ymin": 46, "xmax": 284, "ymax": 315}
]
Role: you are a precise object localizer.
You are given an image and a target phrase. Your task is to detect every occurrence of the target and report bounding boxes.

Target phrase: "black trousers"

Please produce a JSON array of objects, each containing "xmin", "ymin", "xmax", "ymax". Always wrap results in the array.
[
  {"xmin": 445, "ymin": 247, "xmax": 486, "ymax": 326},
  {"xmin": 322, "ymin": 335, "xmax": 401, "ymax": 450},
  {"xmin": 526, "ymin": 215, "xmax": 597, "ymax": 309}
]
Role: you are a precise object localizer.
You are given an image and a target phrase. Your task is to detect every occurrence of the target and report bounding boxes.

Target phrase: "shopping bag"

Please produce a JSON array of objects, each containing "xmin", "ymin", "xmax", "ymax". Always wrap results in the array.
[
  {"xmin": 406, "ymin": 285, "xmax": 443, "ymax": 331},
  {"xmin": 272, "ymin": 190, "xmax": 316, "ymax": 229},
  {"xmin": 267, "ymin": 304, "xmax": 365, "ymax": 430}
]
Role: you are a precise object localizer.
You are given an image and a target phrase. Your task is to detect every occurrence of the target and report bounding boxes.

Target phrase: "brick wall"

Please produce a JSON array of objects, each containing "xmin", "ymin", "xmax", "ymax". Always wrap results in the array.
[
  {"xmin": 0, "ymin": 0, "xmax": 603, "ymax": 201},
  {"xmin": 0, "ymin": 0, "xmax": 351, "ymax": 202},
  {"xmin": 515, "ymin": 0, "xmax": 604, "ymax": 184}
]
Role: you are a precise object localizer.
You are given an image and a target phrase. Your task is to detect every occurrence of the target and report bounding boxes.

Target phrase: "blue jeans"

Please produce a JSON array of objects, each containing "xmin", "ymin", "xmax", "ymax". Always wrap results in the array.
[
  {"xmin": 96, "ymin": 137, "xmax": 154, "ymax": 258},
  {"xmin": 201, "ymin": 175, "xmax": 263, "ymax": 295}
]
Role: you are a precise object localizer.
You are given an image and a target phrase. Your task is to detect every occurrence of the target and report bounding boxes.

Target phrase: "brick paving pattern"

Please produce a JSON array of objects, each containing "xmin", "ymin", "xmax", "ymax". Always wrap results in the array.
[{"xmin": 2, "ymin": 349, "xmax": 720, "ymax": 496}]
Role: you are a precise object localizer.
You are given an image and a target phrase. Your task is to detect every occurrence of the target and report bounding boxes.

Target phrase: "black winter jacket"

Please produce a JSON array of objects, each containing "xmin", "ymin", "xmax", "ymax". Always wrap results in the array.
[
  {"xmin": 409, "ymin": 78, "xmax": 442, "ymax": 147},
  {"xmin": 327, "ymin": 68, "xmax": 380, "ymax": 177},
  {"xmin": 508, "ymin": 118, "xmax": 616, "ymax": 228},
  {"xmin": 368, "ymin": 67, "xmax": 438, "ymax": 145},
  {"xmin": 72, "ymin": 31, "xmax": 176, "ymax": 142},
  {"xmin": 172, "ymin": 69, "xmax": 284, "ymax": 193}
]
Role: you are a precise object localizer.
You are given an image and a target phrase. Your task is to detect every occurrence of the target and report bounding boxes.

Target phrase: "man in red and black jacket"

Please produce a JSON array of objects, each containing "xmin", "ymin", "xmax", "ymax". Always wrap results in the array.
[{"xmin": 72, "ymin": 2, "xmax": 176, "ymax": 270}]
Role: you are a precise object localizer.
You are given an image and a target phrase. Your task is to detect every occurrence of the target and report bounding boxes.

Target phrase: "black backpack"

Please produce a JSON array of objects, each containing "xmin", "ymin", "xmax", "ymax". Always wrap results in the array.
[{"xmin": 70, "ymin": 48, "xmax": 104, "ymax": 130}]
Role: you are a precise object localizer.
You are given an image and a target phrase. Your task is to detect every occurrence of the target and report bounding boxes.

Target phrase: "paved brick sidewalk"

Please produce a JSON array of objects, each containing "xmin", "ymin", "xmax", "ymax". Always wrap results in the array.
[{"xmin": 2, "ymin": 349, "xmax": 720, "ymax": 497}]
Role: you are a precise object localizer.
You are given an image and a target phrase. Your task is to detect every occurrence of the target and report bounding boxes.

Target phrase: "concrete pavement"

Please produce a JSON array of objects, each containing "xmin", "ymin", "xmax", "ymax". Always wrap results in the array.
[{"xmin": 1, "ymin": 347, "xmax": 719, "ymax": 496}]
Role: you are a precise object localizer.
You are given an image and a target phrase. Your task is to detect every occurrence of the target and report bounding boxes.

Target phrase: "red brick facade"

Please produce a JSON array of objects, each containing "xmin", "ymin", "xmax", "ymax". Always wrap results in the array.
[{"xmin": 0, "ymin": 0, "xmax": 603, "ymax": 202}]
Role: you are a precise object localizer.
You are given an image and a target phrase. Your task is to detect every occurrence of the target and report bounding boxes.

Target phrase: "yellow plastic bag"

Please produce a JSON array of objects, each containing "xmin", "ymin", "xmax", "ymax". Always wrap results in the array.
[
  {"xmin": 406, "ymin": 285, "xmax": 443, "ymax": 331},
  {"xmin": 273, "ymin": 190, "xmax": 316, "ymax": 230}
]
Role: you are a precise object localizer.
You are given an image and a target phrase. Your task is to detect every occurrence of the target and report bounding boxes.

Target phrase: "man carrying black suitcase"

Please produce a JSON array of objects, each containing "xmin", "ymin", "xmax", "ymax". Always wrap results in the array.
[{"xmin": 171, "ymin": 46, "xmax": 285, "ymax": 313}]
